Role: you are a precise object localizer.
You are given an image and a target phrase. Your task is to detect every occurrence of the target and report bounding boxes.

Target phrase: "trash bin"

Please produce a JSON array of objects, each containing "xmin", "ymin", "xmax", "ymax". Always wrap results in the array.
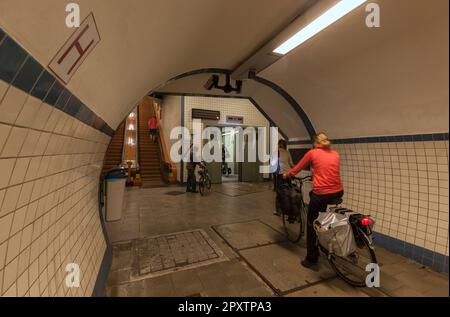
[{"xmin": 105, "ymin": 168, "xmax": 127, "ymax": 222}]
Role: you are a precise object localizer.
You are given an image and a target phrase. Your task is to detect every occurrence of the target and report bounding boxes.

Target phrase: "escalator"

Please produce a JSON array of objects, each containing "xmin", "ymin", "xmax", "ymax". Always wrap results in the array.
[
  {"xmin": 138, "ymin": 100, "xmax": 166, "ymax": 187},
  {"xmin": 102, "ymin": 121, "xmax": 125, "ymax": 177}
]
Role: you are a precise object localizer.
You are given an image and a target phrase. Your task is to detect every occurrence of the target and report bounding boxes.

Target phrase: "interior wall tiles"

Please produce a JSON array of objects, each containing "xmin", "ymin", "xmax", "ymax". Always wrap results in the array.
[
  {"xmin": 0, "ymin": 28, "xmax": 111, "ymax": 296},
  {"xmin": 286, "ymin": 135, "xmax": 449, "ymax": 272},
  {"xmin": 334, "ymin": 137, "xmax": 449, "ymax": 273},
  {"xmin": 183, "ymin": 96, "xmax": 270, "ymax": 132},
  {"xmin": 0, "ymin": 29, "xmax": 114, "ymax": 137}
]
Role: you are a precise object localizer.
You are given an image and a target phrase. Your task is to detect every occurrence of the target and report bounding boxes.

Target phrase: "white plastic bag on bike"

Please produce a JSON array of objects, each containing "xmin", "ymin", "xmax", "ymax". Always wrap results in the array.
[{"xmin": 314, "ymin": 211, "xmax": 357, "ymax": 257}]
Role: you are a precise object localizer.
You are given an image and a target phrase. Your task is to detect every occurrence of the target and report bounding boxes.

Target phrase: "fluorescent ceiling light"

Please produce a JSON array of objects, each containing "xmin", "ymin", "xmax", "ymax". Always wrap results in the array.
[{"xmin": 273, "ymin": 0, "xmax": 367, "ymax": 55}]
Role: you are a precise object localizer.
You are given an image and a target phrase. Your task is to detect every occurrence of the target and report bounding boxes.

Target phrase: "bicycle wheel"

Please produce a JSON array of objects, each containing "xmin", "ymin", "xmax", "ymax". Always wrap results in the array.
[
  {"xmin": 198, "ymin": 178, "xmax": 205, "ymax": 196},
  {"xmin": 281, "ymin": 198, "xmax": 305, "ymax": 243},
  {"xmin": 326, "ymin": 228, "xmax": 377, "ymax": 287}
]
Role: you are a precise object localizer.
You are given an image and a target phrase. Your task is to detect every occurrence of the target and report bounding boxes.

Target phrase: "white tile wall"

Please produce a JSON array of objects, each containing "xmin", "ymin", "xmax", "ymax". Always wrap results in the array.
[
  {"xmin": 184, "ymin": 96, "xmax": 269, "ymax": 131},
  {"xmin": 334, "ymin": 141, "xmax": 449, "ymax": 256},
  {"xmin": 0, "ymin": 79, "xmax": 110, "ymax": 297}
]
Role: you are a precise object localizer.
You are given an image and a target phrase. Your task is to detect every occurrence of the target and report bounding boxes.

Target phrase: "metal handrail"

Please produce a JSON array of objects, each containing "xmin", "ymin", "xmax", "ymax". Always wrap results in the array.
[{"xmin": 151, "ymin": 98, "xmax": 177, "ymax": 184}]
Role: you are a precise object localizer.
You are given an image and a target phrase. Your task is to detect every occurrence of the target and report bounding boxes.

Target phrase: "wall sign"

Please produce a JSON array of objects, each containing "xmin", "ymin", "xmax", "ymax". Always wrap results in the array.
[
  {"xmin": 226, "ymin": 115, "xmax": 244, "ymax": 124},
  {"xmin": 192, "ymin": 109, "xmax": 220, "ymax": 120},
  {"xmin": 49, "ymin": 13, "xmax": 100, "ymax": 84}
]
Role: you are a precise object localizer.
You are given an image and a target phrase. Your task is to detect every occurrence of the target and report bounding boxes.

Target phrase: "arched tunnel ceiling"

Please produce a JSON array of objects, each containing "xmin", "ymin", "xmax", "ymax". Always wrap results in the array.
[
  {"xmin": 1, "ymin": 0, "xmax": 448, "ymax": 138},
  {"xmin": 0, "ymin": 0, "xmax": 311, "ymax": 128},
  {"xmin": 156, "ymin": 73, "xmax": 311, "ymax": 140},
  {"xmin": 260, "ymin": 0, "xmax": 449, "ymax": 138}
]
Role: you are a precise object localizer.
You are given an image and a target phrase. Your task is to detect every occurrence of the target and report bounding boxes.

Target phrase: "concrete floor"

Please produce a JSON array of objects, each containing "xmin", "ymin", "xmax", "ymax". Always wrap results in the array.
[{"xmin": 105, "ymin": 183, "xmax": 449, "ymax": 297}]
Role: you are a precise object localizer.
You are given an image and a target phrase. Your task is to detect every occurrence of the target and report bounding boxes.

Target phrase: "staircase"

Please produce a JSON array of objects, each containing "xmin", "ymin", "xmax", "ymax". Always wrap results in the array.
[
  {"xmin": 102, "ymin": 121, "xmax": 125, "ymax": 176},
  {"xmin": 138, "ymin": 103, "xmax": 165, "ymax": 187}
]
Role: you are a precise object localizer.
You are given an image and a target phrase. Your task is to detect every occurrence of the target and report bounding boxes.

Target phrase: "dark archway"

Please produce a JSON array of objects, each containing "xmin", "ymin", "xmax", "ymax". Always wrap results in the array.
[{"xmin": 150, "ymin": 68, "xmax": 317, "ymax": 140}]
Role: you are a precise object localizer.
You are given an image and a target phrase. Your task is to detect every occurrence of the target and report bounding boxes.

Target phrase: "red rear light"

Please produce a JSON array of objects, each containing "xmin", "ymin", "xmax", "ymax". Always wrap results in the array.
[{"xmin": 361, "ymin": 217, "xmax": 372, "ymax": 226}]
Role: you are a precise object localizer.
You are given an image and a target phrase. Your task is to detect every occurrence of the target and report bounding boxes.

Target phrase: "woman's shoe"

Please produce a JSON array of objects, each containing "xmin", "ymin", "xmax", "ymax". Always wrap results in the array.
[{"xmin": 301, "ymin": 258, "xmax": 319, "ymax": 271}]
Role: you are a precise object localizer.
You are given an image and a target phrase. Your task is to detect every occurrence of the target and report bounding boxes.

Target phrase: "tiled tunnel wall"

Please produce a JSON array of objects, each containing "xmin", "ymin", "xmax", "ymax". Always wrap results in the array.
[
  {"xmin": 290, "ymin": 136, "xmax": 449, "ymax": 273},
  {"xmin": 0, "ymin": 29, "xmax": 112, "ymax": 296},
  {"xmin": 335, "ymin": 137, "xmax": 449, "ymax": 273}
]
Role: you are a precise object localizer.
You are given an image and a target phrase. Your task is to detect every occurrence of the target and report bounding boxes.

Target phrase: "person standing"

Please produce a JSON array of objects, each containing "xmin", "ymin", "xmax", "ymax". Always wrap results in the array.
[
  {"xmin": 148, "ymin": 115, "xmax": 158, "ymax": 143},
  {"xmin": 186, "ymin": 145, "xmax": 198, "ymax": 193},
  {"xmin": 284, "ymin": 132, "xmax": 344, "ymax": 270},
  {"xmin": 274, "ymin": 140, "xmax": 294, "ymax": 215}
]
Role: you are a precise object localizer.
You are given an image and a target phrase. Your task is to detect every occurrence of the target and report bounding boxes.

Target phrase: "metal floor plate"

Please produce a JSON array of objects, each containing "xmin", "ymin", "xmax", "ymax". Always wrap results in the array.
[
  {"xmin": 213, "ymin": 220, "xmax": 286, "ymax": 250},
  {"xmin": 239, "ymin": 242, "xmax": 336, "ymax": 294},
  {"xmin": 129, "ymin": 229, "xmax": 227, "ymax": 280}
]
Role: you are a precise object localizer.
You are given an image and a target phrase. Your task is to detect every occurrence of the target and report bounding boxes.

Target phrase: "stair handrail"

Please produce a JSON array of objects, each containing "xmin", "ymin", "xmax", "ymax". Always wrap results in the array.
[
  {"xmin": 136, "ymin": 105, "xmax": 140, "ymax": 170},
  {"xmin": 149, "ymin": 97, "xmax": 177, "ymax": 184},
  {"xmin": 115, "ymin": 120, "xmax": 126, "ymax": 167}
]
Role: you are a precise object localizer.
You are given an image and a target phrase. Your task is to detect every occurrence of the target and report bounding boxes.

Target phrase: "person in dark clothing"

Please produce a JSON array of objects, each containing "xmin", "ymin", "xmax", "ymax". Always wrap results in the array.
[
  {"xmin": 186, "ymin": 147, "xmax": 198, "ymax": 193},
  {"xmin": 284, "ymin": 132, "xmax": 344, "ymax": 270},
  {"xmin": 274, "ymin": 140, "xmax": 294, "ymax": 216}
]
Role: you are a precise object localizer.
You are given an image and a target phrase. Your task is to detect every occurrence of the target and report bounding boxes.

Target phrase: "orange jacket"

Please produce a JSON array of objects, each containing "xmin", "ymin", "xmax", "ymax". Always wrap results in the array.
[{"xmin": 286, "ymin": 146, "xmax": 343, "ymax": 195}]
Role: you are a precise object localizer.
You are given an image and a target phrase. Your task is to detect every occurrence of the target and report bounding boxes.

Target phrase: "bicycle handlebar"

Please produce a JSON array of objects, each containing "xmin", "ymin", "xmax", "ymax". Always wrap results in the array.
[{"xmin": 292, "ymin": 175, "xmax": 312, "ymax": 182}]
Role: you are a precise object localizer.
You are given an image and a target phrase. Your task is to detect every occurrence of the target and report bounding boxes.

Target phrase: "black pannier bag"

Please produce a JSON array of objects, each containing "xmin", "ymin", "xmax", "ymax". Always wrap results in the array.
[{"xmin": 277, "ymin": 182, "xmax": 302, "ymax": 217}]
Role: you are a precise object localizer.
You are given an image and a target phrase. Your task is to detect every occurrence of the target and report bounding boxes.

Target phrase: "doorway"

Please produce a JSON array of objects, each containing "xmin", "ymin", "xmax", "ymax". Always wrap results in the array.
[
  {"xmin": 221, "ymin": 127, "xmax": 238, "ymax": 183},
  {"xmin": 205, "ymin": 125, "xmax": 263, "ymax": 184}
]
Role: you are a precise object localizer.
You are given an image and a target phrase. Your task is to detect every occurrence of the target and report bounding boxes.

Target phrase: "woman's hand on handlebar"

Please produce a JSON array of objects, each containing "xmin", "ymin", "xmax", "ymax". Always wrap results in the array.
[{"xmin": 282, "ymin": 173, "xmax": 311, "ymax": 182}]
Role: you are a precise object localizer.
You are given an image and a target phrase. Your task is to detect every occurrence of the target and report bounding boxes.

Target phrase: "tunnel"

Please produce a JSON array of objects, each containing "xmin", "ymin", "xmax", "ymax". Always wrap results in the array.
[{"xmin": 0, "ymin": 0, "xmax": 448, "ymax": 299}]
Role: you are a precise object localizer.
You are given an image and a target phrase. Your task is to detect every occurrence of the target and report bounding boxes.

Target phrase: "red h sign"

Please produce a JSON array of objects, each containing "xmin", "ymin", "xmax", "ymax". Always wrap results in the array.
[{"xmin": 49, "ymin": 13, "xmax": 100, "ymax": 84}]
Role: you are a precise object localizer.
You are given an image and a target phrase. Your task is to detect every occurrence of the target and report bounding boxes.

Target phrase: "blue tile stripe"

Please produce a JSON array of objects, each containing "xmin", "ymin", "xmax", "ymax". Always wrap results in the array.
[
  {"xmin": 287, "ymin": 139, "xmax": 312, "ymax": 145},
  {"xmin": 288, "ymin": 133, "xmax": 449, "ymax": 146},
  {"xmin": 373, "ymin": 232, "xmax": 449, "ymax": 273},
  {"xmin": 248, "ymin": 97, "xmax": 289, "ymax": 141},
  {"xmin": 0, "ymin": 27, "xmax": 114, "ymax": 137},
  {"xmin": 332, "ymin": 133, "xmax": 449, "ymax": 144},
  {"xmin": 252, "ymin": 75, "xmax": 317, "ymax": 139}
]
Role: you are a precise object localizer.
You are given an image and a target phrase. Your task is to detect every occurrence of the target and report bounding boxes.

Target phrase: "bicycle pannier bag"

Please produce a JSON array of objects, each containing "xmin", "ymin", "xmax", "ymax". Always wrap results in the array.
[
  {"xmin": 313, "ymin": 212, "xmax": 357, "ymax": 257},
  {"xmin": 278, "ymin": 184, "xmax": 302, "ymax": 217}
]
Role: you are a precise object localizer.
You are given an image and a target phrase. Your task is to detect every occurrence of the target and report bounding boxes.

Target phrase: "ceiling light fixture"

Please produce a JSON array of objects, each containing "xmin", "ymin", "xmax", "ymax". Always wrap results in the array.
[{"xmin": 273, "ymin": 0, "xmax": 367, "ymax": 55}]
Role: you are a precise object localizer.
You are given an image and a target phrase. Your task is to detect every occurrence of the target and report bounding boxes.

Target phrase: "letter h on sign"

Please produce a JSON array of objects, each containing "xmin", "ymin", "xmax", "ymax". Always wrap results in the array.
[{"xmin": 49, "ymin": 13, "xmax": 100, "ymax": 84}]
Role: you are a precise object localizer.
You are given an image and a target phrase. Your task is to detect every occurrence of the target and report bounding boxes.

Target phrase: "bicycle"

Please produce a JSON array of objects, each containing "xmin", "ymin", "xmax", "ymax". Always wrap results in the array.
[
  {"xmin": 277, "ymin": 176, "xmax": 378, "ymax": 287},
  {"xmin": 198, "ymin": 161, "xmax": 212, "ymax": 196},
  {"xmin": 276, "ymin": 176, "xmax": 311, "ymax": 243},
  {"xmin": 314, "ymin": 198, "xmax": 377, "ymax": 287}
]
